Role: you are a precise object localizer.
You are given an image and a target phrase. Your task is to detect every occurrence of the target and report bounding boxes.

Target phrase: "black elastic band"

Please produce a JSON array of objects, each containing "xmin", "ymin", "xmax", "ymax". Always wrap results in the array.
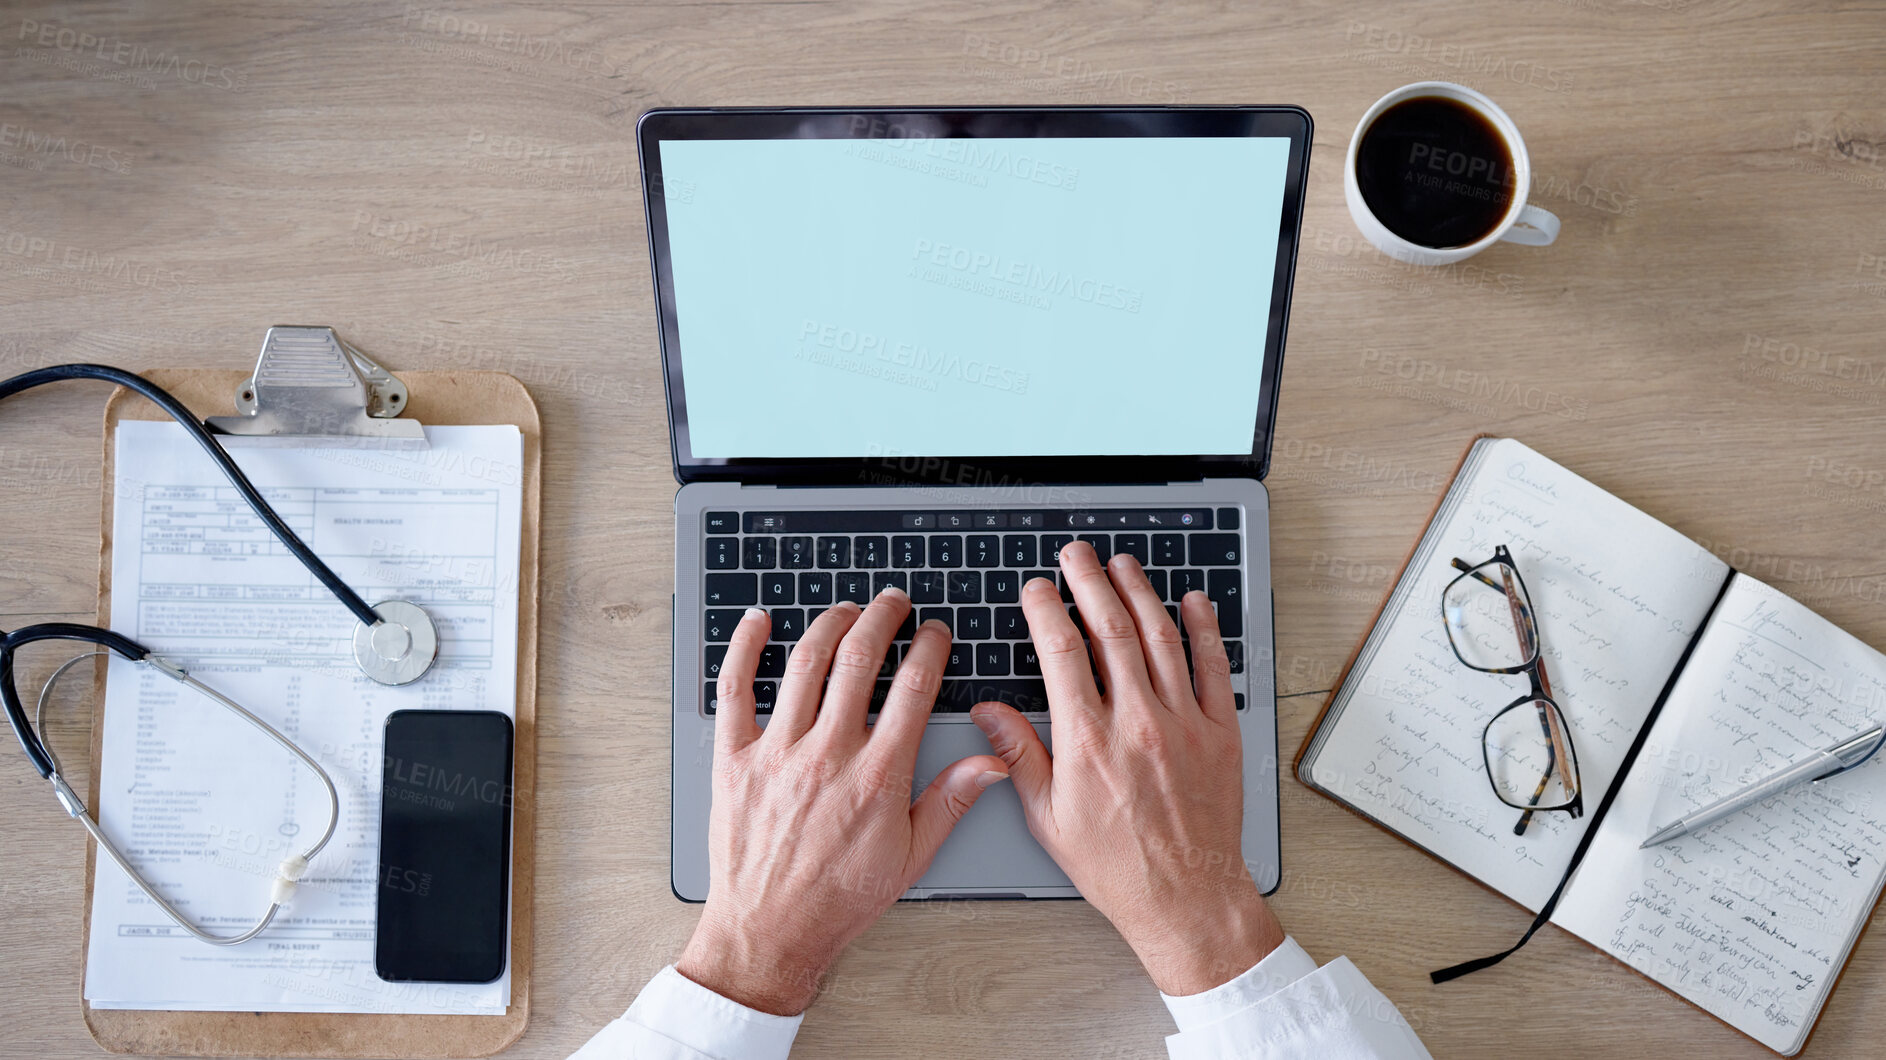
[{"xmin": 1431, "ymin": 567, "xmax": 1740, "ymax": 983}]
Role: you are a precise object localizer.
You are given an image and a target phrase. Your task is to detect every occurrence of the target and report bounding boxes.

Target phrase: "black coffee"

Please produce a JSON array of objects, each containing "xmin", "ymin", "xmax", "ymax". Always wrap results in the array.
[{"xmin": 1355, "ymin": 96, "xmax": 1516, "ymax": 248}]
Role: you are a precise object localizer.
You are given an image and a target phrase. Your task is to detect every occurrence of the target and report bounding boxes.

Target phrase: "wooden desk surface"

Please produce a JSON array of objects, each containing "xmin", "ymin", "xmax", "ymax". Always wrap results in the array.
[{"xmin": 4, "ymin": 2, "xmax": 1883, "ymax": 1057}]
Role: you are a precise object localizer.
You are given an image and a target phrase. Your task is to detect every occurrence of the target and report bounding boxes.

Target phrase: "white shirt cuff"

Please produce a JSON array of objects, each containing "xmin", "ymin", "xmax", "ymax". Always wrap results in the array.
[
  {"xmin": 568, "ymin": 965, "xmax": 804, "ymax": 1060},
  {"xmin": 1159, "ymin": 935, "xmax": 1318, "ymax": 1032},
  {"xmin": 1158, "ymin": 937, "xmax": 1432, "ymax": 1060}
]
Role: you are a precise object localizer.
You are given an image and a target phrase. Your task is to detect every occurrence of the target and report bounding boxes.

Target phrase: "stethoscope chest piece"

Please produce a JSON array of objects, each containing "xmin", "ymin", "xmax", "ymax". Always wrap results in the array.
[{"xmin": 353, "ymin": 600, "xmax": 438, "ymax": 686}]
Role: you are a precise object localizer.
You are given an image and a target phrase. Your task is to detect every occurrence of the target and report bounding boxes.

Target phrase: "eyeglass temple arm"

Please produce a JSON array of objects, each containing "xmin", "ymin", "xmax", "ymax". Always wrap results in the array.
[{"xmin": 1493, "ymin": 563, "xmax": 1577, "ymax": 832}]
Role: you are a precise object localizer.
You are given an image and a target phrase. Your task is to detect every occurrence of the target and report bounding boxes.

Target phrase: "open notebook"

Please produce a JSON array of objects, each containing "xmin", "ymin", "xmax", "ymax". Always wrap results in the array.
[{"xmin": 1296, "ymin": 437, "xmax": 1886, "ymax": 1055}]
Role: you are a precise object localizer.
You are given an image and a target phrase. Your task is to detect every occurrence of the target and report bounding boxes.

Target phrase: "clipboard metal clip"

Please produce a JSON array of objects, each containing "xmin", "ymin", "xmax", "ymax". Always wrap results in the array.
[{"xmin": 206, "ymin": 325, "xmax": 428, "ymax": 448}]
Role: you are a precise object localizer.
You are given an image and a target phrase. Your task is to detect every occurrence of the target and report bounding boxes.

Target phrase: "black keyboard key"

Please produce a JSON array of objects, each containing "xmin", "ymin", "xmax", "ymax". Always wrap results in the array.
[
  {"xmin": 780, "ymin": 536, "xmax": 814, "ymax": 569},
  {"xmin": 1217, "ymin": 507, "xmax": 1240, "ymax": 530},
  {"xmin": 1190, "ymin": 534, "xmax": 1241, "ymax": 566},
  {"xmin": 1235, "ymin": 692, "xmax": 1246, "ymax": 712},
  {"xmin": 939, "ymin": 512, "xmax": 973, "ymax": 530},
  {"xmin": 1205, "ymin": 568, "xmax": 1241, "ymax": 603},
  {"xmin": 968, "ymin": 535, "xmax": 1000, "ymax": 567},
  {"xmin": 985, "ymin": 570, "xmax": 1020, "ymax": 602},
  {"xmin": 1023, "ymin": 570, "xmax": 1055, "ymax": 594},
  {"xmin": 704, "ymin": 511, "xmax": 739, "ymax": 534},
  {"xmin": 1207, "ymin": 570, "xmax": 1244, "ymax": 636},
  {"xmin": 880, "ymin": 645, "xmax": 898, "ymax": 678},
  {"xmin": 1145, "ymin": 569, "xmax": 1168, "ymax": 600},
  {"xmin": 933, "ymin": 678, "xmax": 1049, "ymax": 713},
  {"xmin": 705, "ymin": 573, "xmax": 758, "ymax": 606},
  {"xmin": 773, "ymin": 608, "xmax": 806, "ymax": 641},
  {"xmin": 1077, "ymin": 534, "xmax": 1112, "ymax": 563},
  {"xmin": 1057, "ymin": 573, "xmax": 1075, "ymax": 602},
  {"xmin": 856, "ymin": 536, "xmax": 888, "ymax": 568},
  {"xmin": 920, "ymin": 606, "xmax": 953, "ymax": 633},
  {"xmin": 947, "ymin": 571, "xmax": 981, "ymax": 603},
  {"xmin": 911, "ymin": 570, "xmax": 946, "ymax": 603},
  {"xmin": 892, "ymin": 535, "xmax": 925, "ymax": 568},
  {"xmin": 1042, "ymin": 534, "xmax": 1075, "ymax": 565},
  {"xmin": 929, "ymin": 535, "xmax": 963, "ymax": 567},
  {"xmin": 743, "ymin": 537, "xmax": 777, "ymax": 569},
  {"xmin": 704, "ymin": 681, "xmax": 718, "ymax": 714},
  {"xmin": 799, "ymin": 572, "xmax": 833, "ymax": 605},
  {"xmin": 977, "ymin": 643, "xmax": 1011, "ymax": 676},
  {"xmin": 836, "ymin": 571, "xmax": 871, "ymax": 604},
  {"xmin": 704, "ymin": 644, "xmax": 728, "ymax": 679},
  {"xmin": 1002, "ymin": 535, "xmax": 1037, "ymax": 567},
  {"xmin": 1114, "ymin": 534, "xmax": 1149, "ymax": 564},
  {"xmin": 757, "ymin": 644, "xmax": 786, "ymax": 678},
  {"xmin": 994, "ymin": 606, "xmax": 1027, "ymax": 639},
  {"xmin": 1152, "ymin": 534, "xmax": 1185, "ymax": 566},
  {"xmin": 760, "ymin": 572, "xmax": 794, "ymax": 605},
  {"xmin": 703, "ymin": 608, "xmax": 743, "ymax": 641},
  {"xmin": 1013, "ymin": 645, "xmax": 1043, "ymax": 676},
  {"xmin": 809, "ymin": 607, "xmax": 828, "ymax": 624},
  {"xmin": 957, "ymin": 606, "xmax": 992, "ymax": 640},
  {"xmin": 1172, "ymin": 569, "xmax": 1205, "ymax": 599},
  {"xmin": 874, "ymin": 571, "xmax": 908, "ymax": 596},
  {"xmin": 1011, "ymin": 512, "xmax": 1047, "ymax": 529},
  {"xmin": 706, "ymin": 538, "xmax": 739, "ymax": 569},
  {"xmin": 817, "ymin": 537, "xmax": 850, "ymax": 568},
  {"xmin": 902, "ymin": 513, "xmax": 935, "ymax": 529},
  {"xmin": 944, "ymin": 644, "xmax": 974, "ymax": 676},
  {"xmin": 754, "ymin": 681, "xmax": 777, "ymax": 710},
  {"xmin": 1226, "ymin": 640, "xmax": 1244, "ymax": 674},
  {"xmin": 1166, "ymin": 604, "xmax": 1180, "ymax": 628},
  {"xmin": 896, "ymin": 609, "xmax": 916, "ymax": 640}
]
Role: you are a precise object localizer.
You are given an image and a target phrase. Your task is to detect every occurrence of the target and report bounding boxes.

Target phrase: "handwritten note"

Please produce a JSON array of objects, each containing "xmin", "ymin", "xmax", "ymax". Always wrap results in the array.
[
  {"xmin": 1304, "ymin": 438, "xmax": 1729, "ymax": 908},
  {"xmin": 1554, "ymin": 577, "xmax": 1886, "ymax": 1055}
]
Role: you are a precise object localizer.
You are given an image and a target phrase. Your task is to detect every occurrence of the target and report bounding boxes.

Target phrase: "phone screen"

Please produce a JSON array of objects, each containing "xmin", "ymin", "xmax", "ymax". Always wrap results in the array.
[{"xmin": 376, "ymin": 709, "xmax": 514, "ymax": 983}]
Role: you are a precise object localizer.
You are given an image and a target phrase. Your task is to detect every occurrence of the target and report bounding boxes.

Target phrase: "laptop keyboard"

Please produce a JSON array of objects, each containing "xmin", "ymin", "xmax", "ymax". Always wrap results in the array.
[{"xmin": 699, "ymin": 508, "xmax": 1248, "ymax": 717}]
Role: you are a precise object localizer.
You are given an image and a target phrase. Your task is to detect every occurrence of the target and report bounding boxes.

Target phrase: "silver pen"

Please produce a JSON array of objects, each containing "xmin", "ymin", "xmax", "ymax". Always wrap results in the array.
[{"xmin": 1640, "ymin": 725, "xmax": 1886, "ymax": 848}]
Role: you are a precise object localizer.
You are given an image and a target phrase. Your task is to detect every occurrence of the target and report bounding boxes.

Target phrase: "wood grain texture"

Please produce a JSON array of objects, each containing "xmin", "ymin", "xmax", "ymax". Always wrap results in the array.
[{"xmin": 2, "ymin": 1, "xmax": 1882, "ymax": 1057}]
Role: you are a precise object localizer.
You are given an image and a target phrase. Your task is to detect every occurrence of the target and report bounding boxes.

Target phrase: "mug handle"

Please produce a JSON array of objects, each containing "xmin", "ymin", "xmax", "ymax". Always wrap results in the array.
[{"xmin": 1501, "ymin": 204, "xmax": 1560, "ymax": 247}]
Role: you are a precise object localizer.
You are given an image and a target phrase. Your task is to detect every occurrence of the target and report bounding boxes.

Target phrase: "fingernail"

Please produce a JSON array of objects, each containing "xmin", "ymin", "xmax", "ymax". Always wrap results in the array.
[
  {"xmin": 920, "ymin": 618, "xmax": 950, "ymax": 634},
  {"xmin": 878, "ymin": 585, "xmax": 908, "ymax": 602},
  {"xmin": 743, "ymin": 607, "xmax": 767, "ymax": 621},
  {"xmin": 975, "ymin": 770, "xmax": 1010, "ymax": 789},
  {"xmin": 1025, "ymin": 577, "xmax": 1055, "ymax": 595},
  {"xmin": 969, "ymin": 710, "xmax": 998, "ymax": 735}
]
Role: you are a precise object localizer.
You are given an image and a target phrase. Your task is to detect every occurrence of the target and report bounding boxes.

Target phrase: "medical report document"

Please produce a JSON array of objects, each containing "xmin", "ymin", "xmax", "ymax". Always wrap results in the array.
[{"xmin": 84, "ymin": 421, "xmax": 523, "ymax": 1013}]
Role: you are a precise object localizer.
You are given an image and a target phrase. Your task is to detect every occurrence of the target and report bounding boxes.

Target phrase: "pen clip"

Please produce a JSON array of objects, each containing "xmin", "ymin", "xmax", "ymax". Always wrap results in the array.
[{"xmin": 1811, "ymin": 726, "xmax": 1886, "ymax": 782}]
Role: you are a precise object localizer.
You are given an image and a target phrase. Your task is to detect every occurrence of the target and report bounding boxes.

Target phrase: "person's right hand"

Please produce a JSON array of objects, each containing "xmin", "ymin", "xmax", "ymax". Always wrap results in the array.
[{"xmin": 969, "ymin": 540, "xmax": 1286, "ymax": 996}]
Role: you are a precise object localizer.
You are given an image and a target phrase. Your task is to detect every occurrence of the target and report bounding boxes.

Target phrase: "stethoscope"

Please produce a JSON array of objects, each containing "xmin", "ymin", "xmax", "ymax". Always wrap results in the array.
[{"xmin": 1, "ymin": 364, "xmax": 439, "ymax": 945}]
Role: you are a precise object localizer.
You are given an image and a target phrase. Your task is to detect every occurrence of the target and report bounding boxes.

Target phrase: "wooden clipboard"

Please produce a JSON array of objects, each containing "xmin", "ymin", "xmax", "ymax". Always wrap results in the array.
[{"xmin": 83, "ymin": 370, "xmax": 541, "ymax": 1058}]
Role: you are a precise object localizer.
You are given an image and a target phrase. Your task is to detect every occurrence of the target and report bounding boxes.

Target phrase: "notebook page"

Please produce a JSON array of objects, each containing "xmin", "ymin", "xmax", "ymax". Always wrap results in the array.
[
  {"xmin": 1303, "ymin": 438, "xmax": 1728, "ymax": 908},
  {"xmin": 1553, "ymin": 577, "xmax": 1886, "ymax": 1055},
  {"xmin": 84, "ymin": 421, "xmax": 523, "ymax": 1013}
]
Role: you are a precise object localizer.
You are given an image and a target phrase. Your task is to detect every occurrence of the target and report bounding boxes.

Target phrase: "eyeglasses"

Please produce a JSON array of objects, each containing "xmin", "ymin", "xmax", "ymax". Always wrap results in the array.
[{"xmin": 1441, "ymin": 544, "xmax": 1583, "ymax": 835}]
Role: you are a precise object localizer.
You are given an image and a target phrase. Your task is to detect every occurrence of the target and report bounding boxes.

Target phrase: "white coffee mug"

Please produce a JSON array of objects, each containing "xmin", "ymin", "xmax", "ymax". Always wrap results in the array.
[{"xmin": 1344, "ymin": 81, "xmax": 1559, "ymax": 266}]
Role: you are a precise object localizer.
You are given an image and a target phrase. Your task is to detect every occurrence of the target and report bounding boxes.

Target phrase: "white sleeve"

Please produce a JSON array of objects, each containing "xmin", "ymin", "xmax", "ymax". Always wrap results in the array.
[
  {"xmin": 566, "ymin": 965, "xmax": 804, "ymax": 1060},
  {"xmin": 1159, "ymin": 937, "xmax": 1433, "ymax": 1060}
]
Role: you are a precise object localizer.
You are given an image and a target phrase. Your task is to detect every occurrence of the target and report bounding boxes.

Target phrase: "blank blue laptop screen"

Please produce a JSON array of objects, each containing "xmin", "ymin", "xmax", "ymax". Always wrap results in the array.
[{"xmin": 657, "ymin": 135, "xmax": 1291, "ymax": 459}]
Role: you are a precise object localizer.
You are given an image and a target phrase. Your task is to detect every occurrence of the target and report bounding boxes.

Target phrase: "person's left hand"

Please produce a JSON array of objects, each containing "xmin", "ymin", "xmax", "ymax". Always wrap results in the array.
[{"xmin": 675, "ymin": 589, "xmax": 1011, "ymax": 1015}]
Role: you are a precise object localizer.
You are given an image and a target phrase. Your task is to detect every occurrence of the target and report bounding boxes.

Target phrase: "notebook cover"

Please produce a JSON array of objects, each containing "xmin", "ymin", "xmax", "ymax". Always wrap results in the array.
[{"xmin": 1289, "ymin": 433, "xmax": 1878, "ymax": 1056}]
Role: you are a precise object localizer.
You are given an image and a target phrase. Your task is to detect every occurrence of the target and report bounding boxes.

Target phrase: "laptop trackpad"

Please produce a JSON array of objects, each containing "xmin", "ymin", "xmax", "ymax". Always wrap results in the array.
[{"xmin": 909, "ymin": 720, "xmax": 1071, "ymax": 892}]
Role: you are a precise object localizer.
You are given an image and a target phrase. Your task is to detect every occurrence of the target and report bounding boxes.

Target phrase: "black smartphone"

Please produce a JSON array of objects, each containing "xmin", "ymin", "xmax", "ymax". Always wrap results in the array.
[{"xmin": 376, "ymin": 709, "xmax": 514, "ymax": 983}]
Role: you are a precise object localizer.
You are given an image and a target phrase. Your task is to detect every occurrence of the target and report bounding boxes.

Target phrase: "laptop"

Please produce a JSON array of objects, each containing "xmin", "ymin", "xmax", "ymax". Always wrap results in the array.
[{"xmin": 641, "ymin": 106, "xmax": 1312, "ymax": 901}]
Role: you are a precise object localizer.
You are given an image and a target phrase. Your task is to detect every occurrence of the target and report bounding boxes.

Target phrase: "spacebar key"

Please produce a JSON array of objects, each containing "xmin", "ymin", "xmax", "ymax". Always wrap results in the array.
[{"xmin": 931, "ymin": 678, "xmax": 1051, "ymax": 714}]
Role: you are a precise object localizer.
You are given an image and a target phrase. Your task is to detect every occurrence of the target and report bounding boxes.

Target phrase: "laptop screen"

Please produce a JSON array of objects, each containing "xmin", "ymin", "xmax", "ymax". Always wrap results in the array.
[{"xmin": 654, "ymin": 133, "xmax": 1295, "ymax": 461}]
